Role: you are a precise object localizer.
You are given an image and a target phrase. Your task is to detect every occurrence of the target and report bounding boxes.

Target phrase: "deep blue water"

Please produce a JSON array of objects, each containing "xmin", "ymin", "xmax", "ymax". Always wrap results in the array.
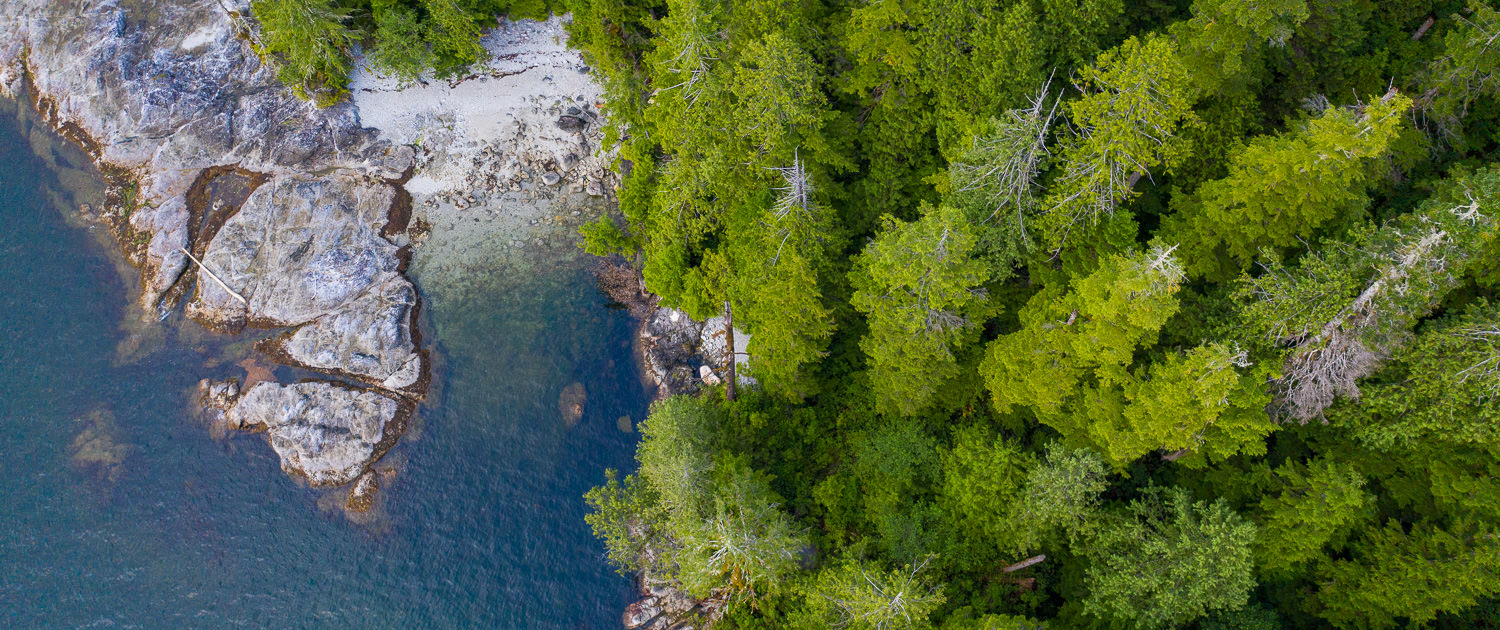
[{"xmin": 0, "ymin": 97, "xmax": 644, "ymax": 628}]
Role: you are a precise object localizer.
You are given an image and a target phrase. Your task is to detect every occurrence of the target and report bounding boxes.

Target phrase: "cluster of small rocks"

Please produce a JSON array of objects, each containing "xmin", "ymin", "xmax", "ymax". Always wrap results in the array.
[
  {"xmin": 624, "ymin": 576, "xmax": 722, "ymax": 630},
  {"xmin": 415, "ymin": 98, "xmax": 614, "ymax": 216},
  {"xmin": 636, "ymin": 307, "xmax": 752, "ymax": 399}
]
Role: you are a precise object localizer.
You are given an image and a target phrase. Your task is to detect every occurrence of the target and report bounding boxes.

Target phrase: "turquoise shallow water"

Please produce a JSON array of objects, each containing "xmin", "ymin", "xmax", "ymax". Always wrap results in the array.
[{"xmin": 0, "ymin": 97, "xmax": 644, "ymax": 628}]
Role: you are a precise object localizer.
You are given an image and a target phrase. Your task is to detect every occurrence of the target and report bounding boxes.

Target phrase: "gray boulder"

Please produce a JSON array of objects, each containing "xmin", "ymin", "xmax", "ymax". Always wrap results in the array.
[
  {"xmin": 269, "ymin": 271, "xmax": 423, "ymax": 392},
  {"xmin": 228, "ymin": 382, "xmax": 403, "ymax": 486}
]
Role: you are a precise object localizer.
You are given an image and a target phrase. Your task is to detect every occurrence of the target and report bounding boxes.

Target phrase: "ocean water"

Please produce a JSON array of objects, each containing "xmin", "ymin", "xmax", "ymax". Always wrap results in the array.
[{"xmin": 0, "ymin": 96, "xmax": 644, "ymax": 628}]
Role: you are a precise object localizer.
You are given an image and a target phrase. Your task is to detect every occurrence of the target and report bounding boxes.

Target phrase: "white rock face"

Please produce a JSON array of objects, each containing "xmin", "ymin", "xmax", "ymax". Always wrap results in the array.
[
  {"xmin": 229, "ymin": 382, "xmax": 401, "ymax": 486},
  {"xmin": 0, "ymin": 0, "xmax": 425, "ymax": 499},
  {"xmin": 0, "ymin": 0, "xmax": 412, "ymax": 310},
  {"xmin": 274, "ymin": 272, "xmax": 424, "ymax": 392},
  {"xmin": 190, "ymin": 173, "xmax": 401, "ymax": 328}
]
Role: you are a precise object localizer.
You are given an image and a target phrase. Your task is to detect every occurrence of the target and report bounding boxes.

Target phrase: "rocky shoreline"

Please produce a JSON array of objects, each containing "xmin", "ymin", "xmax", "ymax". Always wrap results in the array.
[
  {"xmin": 1, "ymin": 0, "xmax": 423, "ymax": 511},
  {"xmin": 4, "ymin": 1, "xmax": 733, "ymax": 625}
]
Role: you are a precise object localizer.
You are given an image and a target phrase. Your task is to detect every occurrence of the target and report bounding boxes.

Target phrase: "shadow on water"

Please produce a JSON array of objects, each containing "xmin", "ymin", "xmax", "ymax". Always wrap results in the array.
[{"xmin": 0, "ymin": 95, "xmax": 645, "ymax": 629}]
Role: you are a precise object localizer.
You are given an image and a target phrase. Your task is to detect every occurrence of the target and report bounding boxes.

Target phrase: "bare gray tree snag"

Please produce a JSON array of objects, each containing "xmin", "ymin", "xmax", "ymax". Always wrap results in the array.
[{"xmin": 724, "ymin": 300, "xmax": 737, "ymax": 401}]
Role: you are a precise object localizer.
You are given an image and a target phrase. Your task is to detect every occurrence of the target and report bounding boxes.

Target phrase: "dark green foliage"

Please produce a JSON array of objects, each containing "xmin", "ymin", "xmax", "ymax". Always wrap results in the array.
[
  {"xmin": 1317, "ymin": 519, "xmax": 1500, "ymax": 628},
  {"xmin": 1082, "ymin": 487, "xmax": 1257, "ymax": 628},
  {"xmin": 252, "ymin": 0, "xmax": 565, "ymax": 101},
  {"xmin": 570, "ymin": 0, "xmax": 1500, "ymax": 627}
]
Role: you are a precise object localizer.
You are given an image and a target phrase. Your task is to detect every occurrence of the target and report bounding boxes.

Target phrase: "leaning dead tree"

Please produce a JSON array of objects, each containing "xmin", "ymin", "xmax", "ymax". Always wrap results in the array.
[{"xmin": 1243, "ymin": 178, "xmax": 1497, "ymax": 422}]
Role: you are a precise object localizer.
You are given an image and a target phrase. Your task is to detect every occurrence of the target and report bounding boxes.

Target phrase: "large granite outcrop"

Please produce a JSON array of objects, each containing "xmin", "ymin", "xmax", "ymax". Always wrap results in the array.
[
  {"xmin": 228, "ymin": 382, "xmax": 405, "ymax": 486},
  {"xmin": 1, "ymin": 0, "xmax": 423, "ymax": 504},
  {"xmin": 0, "ymin": 0, "xmax": 411, "ymax": 310},
  {"xmin": 268, "ymin": 272, "xmax": 424, "ymax": 393},
  {"xmin": 188, "ymin": 173, "xmax": 401, "ymax": 328}
]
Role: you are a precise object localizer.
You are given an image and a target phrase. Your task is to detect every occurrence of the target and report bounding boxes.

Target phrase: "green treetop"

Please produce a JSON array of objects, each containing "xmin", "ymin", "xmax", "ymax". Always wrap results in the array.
[
  {"xmin": 1317, "ymin": 518, "xmax": 1500, "ymax": 629},
  {"xmin": 1164, "ymin": 92, "xmax": 1413, "ymax": 280},
  {"xmin": 1038, "ymin": 35, "xmax": 1199, "ymax": 251},
  {"xmin": 1251, "ymin": 458, "xmax": 1370, "ymax": 577},
  {"xmin": 251, "ymin": 0, "xmax": 358, "ymax": 105},
  {"xmin": 1238, "ymin": 165, "xmax": 1500, "ymax": 421},
  {"xmin": 983, "ymin": 247, "xmax": 1274, "ymax": 469},
  {"xmin": 1083, "ymin": 486, "xmax": 1257, "ymax": 629},
  {"xmin": 852, "ymin": 204, "xmax": 992, "ymax": 416}
]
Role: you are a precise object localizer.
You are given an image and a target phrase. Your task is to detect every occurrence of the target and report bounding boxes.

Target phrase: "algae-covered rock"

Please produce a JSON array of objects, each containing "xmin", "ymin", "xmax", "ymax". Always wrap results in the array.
[
  {"xmin": 68, "ymin": 408, "xmax": 131, "ymax": 484},
  {"xmin": 558, "ymin": 382, "xmax": 586, "ymax": 427}
]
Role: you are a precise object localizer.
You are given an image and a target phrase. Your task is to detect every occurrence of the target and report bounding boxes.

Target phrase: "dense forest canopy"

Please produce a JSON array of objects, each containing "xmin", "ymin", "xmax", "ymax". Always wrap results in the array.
[{"xmin": 251, "ymin": 0, "xmax": 1500, "ymax": 627}]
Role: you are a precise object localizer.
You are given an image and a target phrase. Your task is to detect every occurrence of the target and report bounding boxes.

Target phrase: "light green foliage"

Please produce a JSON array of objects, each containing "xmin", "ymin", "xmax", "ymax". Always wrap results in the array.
[
  {"xmin": 1425, "ymin": 450, "xmax": 1500, "ymax": 520},
  {"xmin": 1012, "ymin": 444, "xmax": 1110, "ymax": 549},
  {"xmin": 1317, "ymin": 519, "xmax": 1500, "ymax": 629},
  {"xmin": 590, "ymin": 396, "xmax": 805, "ymax": 600},
  {"xmin": 1342, "ymin": 300, "xmax": 1500, "ymax": 451},
  {"xmin": 1166, "ymin": 94, "xmax": 1413, "ymax": 280},
  {"xmin": 726, "ymin": 40, "xmax": 839, "ymax": 393},
  {"xmin": 1173, "ymin": 0, "xmax": 1311, "ymax": 95},
  {"xmin": 1083, "ymin": 487, "xmax": 1257, "ymax": 629},
  {"xmin": 637, "ymin": 396, "xmax": 717, "ymax": 520},
  {"xmin": 734, "ymin": 235, "xmax": 833, "ymax": 397},
  {"xmin": 1083, "ymin": 343, "xmax": 1273, "ymax": 469},
  {"xmin": 807, "ymin": 556, "xmax": 946, "ymax": 630},
  {"xmin": 732, "ymin": 156, "xmax": 835, "ymax": 396},
  {"xmin": 852, "ymin": 205, "xmax": 992, "ymax": 415},
  {"xmin": 938, "ymin": 427, "xmax": 1033, "ymax": 548},
  {"xmin": 675, "ymin": 463, "xmax": 805, "ymax": 599},
  {"xmin": 1040, "ymin": 35, "xmax": 1198, "ymax": 250},
  {"xmin": 422, "ymin": 0, "xmax": 487, "ymax": 75},
  {"xmin": 730, "ymin": 33, "xmax": 827, "ymax": 155},
  {"xmin": 983, "ymin": 248, "xmax": 1270, "ymax": 469},
  {"xmin": 251, "ymin": 0, "xmax": 357, "ymax": 105},
  {"xmin": 578, "ymin": 215, "xmax": 634, "ymax": 257},
  {"xmin": 1252, "ymin": 458, "xmax": 1369, "ymax": 576},
  {"xmin": 1239, "ymin": 165, "xmax": 1500, "ymax": 420},
  {"xmin": 583, "ymin": 469, "xmax": 660, "ymax": 574},
  {"xmin": 983, "ymin": 247, "xmax": 1185, "ymax": 419},
  {"xmin": 367, "ymin": 4, "xmax": 431, "ymax": 85}
]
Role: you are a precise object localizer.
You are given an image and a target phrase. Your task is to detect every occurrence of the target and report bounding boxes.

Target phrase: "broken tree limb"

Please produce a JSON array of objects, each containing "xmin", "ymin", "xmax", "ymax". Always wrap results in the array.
[
  {"xmin": 1412, "ymin": 16, "xmax": 1436, "ymax": 40},
  {"xmin": 179, "ymin": 247, "xmax": 247, "ymax": 305},
  {"xmin": 1003, "ymin": 554, "xmax": 1046, "ymax": 573}
]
